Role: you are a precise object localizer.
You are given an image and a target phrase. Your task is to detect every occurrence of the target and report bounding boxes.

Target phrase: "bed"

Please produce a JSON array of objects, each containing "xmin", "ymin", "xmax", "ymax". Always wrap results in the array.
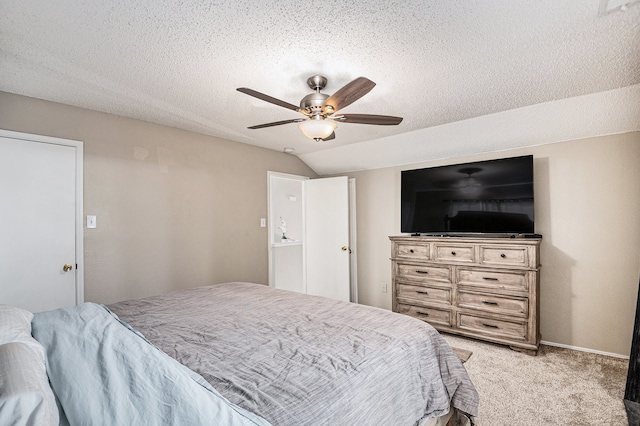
[{"xmin": 1, "ymin": 282, "xmax": 478, "ymax": 425}]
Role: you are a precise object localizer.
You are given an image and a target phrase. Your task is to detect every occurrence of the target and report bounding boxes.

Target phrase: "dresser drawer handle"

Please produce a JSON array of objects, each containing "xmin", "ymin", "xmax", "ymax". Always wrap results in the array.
[
  {"xmin": 482, "ymin": 323, "xmax": 499, "ymax": 329},
  {"xmin": 416, "ymin": 290, "xmax": 429, "ymax": 295},
  {"xmin": 409, "ymin": 249, "xmax": 415, "ymax": 253},
  {"xmin": 415, "ymin": 270, "xmax": 429, "ymax": 274},
  {"xmin": 416, "ymin": 311, "xmax": 429, "ymax": 317},
  {"xmin": 482, "ymin": 277, "xmax": 499, "ymax": 281},
  {"xmin": 451, "ymin": 251, "xmax": 456, "ymax": 256},
  {"xmin": 482, "ymin": 300, "xmax": 498, "ymax": 305},
  {"xmin": 500, "ymin": 253, "xmax": 506, "ymax": 258}
]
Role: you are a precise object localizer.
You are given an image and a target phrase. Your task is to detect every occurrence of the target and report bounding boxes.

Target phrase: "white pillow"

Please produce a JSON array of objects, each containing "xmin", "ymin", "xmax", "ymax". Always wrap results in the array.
[
  {"xmin": 0, "ymin": 342, "xmax": 59, "ymax": 426},
  {"xmin": 0, "ymin": 305, "xmax": 34, "ymax": 346},
  {"xmin": 0, "ymin": 305, "xmax": 59, "ymax": 425}
]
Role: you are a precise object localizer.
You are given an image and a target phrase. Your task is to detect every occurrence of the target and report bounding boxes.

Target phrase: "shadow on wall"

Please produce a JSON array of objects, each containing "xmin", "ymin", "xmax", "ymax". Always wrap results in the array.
[
  {"xmin": 534, "ymin": 156, "xmax": 577, "ymax": 346},
  {"xmin": 539, "ymin": 243, "xmax": 576, "ymax": 345}
]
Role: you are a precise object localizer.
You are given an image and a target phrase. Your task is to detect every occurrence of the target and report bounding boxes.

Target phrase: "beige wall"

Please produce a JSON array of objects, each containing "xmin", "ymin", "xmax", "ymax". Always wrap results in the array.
[
  {"xmin": 346, "ymin": 132, "xmax": 640, "ymax": 356},
  {"xmin": 0, "ymin": 92, "xmax": 317, "ymax": 304},
  {"xmin": 3, "ymin": 90, "xmax": 638, "ymax": 355}
]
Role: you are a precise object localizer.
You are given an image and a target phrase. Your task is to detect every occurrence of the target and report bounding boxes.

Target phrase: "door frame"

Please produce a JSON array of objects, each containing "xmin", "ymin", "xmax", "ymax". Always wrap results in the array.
[
  {"xmin": 0, "ymin": 129, "xmax": 84, "ymax": 305},
  {"xmin": 267, "ymin": 171, "xmax": 309, "ymax": 290},
  {"xmin": 267, "ymin": 171, "xmax": 358, "ymax": 302},
  {"xmin": 348, "ymin": 178, "xmax": 358, "ymax": 303}
]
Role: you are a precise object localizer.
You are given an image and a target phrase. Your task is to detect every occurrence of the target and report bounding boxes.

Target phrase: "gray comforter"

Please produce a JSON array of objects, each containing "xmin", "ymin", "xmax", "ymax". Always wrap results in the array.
[{"xmin": 109, "ymin": 282, "xmax": 479, "ymax": 425}]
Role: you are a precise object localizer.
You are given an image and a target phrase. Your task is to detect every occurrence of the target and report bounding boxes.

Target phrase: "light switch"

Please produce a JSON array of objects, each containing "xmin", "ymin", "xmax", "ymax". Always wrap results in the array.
[
  {"xmin": 87, "ymin": 215, "xmax": 97, "ymax": 229},
  {"xmin": 260, "ymin": 218, "xmax": 266, "ymax": 228}
]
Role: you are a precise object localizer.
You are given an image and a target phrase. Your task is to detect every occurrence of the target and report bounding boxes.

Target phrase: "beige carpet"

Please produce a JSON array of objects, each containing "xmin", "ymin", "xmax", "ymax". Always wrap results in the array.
[{"xmin": 443, "ymin": 334, "xmax": 629, "ymax": 425}]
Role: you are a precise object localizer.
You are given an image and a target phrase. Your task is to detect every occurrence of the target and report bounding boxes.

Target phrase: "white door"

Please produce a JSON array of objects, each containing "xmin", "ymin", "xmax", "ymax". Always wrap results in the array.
[
  {"xmin": 305, "ymin": 176, "xmax": 351, "ymax": 302},
  {"xmin": 0, "ymin": 131, "xmax": 83, "ymax": 313}
]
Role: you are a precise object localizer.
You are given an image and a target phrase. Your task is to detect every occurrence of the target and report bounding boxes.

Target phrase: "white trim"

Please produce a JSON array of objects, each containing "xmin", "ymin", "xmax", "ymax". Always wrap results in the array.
[
  {"xmin": 540, "ymin": 340, "xmax": 629, "ymax": 359},
  {"xmin": 267, "ymin": 171, "xmax": 311, "ymax": 182},
  {"xmin": 348, "ymin": 178, "xmax": 358, "ymax": 304},
  {"xmin": 0, "ymin": 129, "xmax": 84, "ymax": 306}
]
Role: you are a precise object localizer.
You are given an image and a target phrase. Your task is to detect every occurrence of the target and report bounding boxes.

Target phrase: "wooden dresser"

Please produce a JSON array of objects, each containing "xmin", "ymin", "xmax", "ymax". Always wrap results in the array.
[{"xmin": 390, "ymin": 235, "xmax": 541, "ymax": 355}]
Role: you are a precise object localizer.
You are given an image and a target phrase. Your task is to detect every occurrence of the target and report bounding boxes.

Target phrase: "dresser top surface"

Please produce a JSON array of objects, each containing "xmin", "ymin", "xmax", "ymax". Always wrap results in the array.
[{"xmin": 389, "ymin": 235, "xmax": 542, "ymax": 246}]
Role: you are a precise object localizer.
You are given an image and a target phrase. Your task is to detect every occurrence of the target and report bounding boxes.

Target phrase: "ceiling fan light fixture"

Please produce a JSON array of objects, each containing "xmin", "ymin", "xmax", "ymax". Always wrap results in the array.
[{"xmin": 298, "ymin": 118, "xmax": 337, "ymax": 141}]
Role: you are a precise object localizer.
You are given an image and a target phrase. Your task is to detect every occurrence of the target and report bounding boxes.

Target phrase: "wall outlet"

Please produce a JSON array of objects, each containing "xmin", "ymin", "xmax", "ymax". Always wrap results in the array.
[{"xmin": 382, "ymin": 283, "xmax": 388, "ymax": 293}]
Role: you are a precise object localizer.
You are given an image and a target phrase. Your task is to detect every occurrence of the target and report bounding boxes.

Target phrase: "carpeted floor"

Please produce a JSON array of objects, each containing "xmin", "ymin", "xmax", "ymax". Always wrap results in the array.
[{"xmin": 443, "ymin": 334, "xmax": 629, "ymax": 425}]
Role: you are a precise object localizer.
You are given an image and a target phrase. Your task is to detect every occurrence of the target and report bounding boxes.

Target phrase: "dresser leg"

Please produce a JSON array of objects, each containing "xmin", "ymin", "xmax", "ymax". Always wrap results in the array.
[{"xmin": 509, "ymin": 346, "xmax": 538, "ymax": 356}]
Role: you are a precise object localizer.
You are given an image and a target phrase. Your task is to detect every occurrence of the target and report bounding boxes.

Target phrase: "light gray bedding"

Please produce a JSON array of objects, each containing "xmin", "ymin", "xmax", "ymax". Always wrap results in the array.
[{"xmin": 109, "ymin": 282, "xmax": 479, "ymax": 426}]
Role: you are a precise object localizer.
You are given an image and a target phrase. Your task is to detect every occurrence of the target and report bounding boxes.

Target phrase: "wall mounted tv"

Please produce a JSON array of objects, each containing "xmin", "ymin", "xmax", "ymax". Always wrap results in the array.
[{"xmin": 401, "ymin": 155, "xmax": 534, "ymax": 235}]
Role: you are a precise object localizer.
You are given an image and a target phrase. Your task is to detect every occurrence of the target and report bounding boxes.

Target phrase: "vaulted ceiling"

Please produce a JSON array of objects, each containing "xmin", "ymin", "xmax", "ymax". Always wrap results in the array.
[{"xmin": 1, "ymin": 0, "xmax": 639, "ymax": 174}]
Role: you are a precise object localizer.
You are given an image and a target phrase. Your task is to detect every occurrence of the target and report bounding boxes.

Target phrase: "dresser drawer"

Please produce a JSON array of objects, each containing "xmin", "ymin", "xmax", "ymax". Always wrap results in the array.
[
  {"xmin": 433, "ymin": 243, "xmax": 475, "ymax": 263},
  {"xmin": 396, "ymin": 243, "xmax": 430, "ymax": 260},
  {"xmin": 458, "ymin": 313, "xmax": 526, "ymax": 341},
  {"xmin": 480, "ymin": 245, "xmax": 530, "ymax": 268},
  {"xmin": 397, "ymin": 283, "xmax": 451, "ymax": 305},
  {"xmin": 396, "ymin": 303, "xmax": 451, "ymax": 327},
  {"xmin": 458, "ymin": 291, "xmax": 528, "ymax": 318},
  {"xmin": 396, "ymin": 263, "xmax": 451, "ymax": 283},
  {"xmin": 457, "ymin": 268, "xmax": 528, "ymax": 292}
]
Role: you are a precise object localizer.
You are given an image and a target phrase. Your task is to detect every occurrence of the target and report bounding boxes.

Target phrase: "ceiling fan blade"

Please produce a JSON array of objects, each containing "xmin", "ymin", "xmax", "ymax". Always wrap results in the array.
[
  {"xmin": 322, "ymin": 132, "xmax": 336, "ymax": 141},
  {"xmin": 323, "ymin": 77, "xmax": 376, "ymax": 113},
  {"xmin": 237, "ymin": 87, "xmax": 300, "ymax": 112},
  {"xmin": 248, "ymin": 119, "xmax": 303, "ymax": 129},
  {"xmin": 338, "ymin": 114, "xmax": 403, "ymax": 125}
]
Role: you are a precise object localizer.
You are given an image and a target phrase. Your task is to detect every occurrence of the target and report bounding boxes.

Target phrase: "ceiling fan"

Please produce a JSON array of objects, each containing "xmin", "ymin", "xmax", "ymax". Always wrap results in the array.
[{"xmin": 237, "ymin": 75, "xmax": 403, "ymax": 142}]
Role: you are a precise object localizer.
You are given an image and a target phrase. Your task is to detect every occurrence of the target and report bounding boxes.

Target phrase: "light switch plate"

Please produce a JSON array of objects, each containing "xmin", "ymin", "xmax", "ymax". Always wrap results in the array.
[{"xmin": 87, "ymin": 215, "xmax": 97, "ymax": 228}]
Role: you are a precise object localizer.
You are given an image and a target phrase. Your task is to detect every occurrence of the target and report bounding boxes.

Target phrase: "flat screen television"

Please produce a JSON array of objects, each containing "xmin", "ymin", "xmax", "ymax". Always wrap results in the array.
[{"xmin": 401, "ymin": 155, "xmax": 534, "ymax": 235}]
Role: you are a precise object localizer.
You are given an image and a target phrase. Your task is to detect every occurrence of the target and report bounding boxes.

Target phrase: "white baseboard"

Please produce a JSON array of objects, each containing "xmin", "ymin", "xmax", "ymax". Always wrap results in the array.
[{"xmin": 540, "ymin": 340, "xmax": 629, "ymax": 360}]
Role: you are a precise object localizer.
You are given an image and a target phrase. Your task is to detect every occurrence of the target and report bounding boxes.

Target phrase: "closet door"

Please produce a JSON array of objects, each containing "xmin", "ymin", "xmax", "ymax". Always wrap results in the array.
[
  {"xmin": 0, "ymin": 130, "xmax": 83, "ymax": 312},
  {"xmin": 305, "ymin": 176, "xmax": 350, "ymax": 302}
]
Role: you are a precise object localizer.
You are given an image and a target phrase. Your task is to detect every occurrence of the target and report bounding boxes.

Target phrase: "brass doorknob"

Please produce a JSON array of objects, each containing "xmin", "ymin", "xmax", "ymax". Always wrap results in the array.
[
  {"xmin": 341, "ymin": 246, "xmax": 352, "ymax": 253},
  {"xmin": 63, "ymin": 264, "xmax": 73, "ymax": 272}
]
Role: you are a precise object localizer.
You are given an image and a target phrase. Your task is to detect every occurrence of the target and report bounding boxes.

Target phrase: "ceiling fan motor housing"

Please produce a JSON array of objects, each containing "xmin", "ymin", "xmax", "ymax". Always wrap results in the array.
[
  {"xmin": 300, "ymin": 75, "xmax": 332, "ymax": 116},
  {"xmin": 300, "ymin": 92, "xmax": 329, "ymax": 115}
]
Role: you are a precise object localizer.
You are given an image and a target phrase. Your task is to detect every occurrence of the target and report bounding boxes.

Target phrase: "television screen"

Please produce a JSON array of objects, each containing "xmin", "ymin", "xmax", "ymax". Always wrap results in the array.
[{"xmin": 401, "ymin": 155, "xmax": 534, "ymax": 235}]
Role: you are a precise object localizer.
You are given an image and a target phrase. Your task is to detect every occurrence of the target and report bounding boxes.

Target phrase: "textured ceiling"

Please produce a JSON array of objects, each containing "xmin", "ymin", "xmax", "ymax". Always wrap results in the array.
[{"xmin": 1, "ymin": 0, "xmax": 639, "ymax": 173}]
